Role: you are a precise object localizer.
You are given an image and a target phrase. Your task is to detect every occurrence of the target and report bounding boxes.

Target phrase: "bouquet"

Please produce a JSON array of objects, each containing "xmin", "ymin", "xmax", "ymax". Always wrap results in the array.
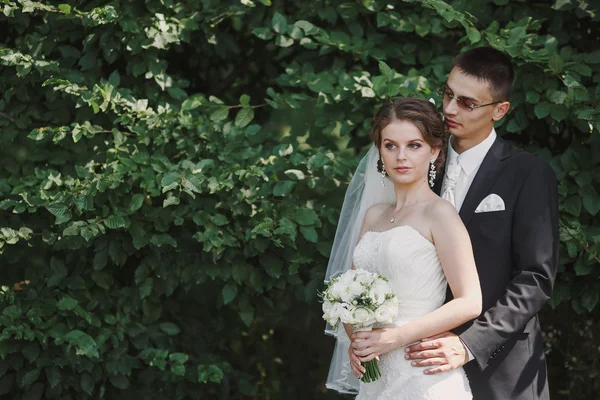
[{"xmin": 321, "ymin": 268, "xmax": 398, "ymax": 383}]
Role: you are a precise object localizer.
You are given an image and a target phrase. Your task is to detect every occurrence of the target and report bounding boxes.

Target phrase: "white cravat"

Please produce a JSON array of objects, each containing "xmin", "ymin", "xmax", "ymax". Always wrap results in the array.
[{"xmin": 441, "ymin": 159, "xmax": 462, "ymax": 209}]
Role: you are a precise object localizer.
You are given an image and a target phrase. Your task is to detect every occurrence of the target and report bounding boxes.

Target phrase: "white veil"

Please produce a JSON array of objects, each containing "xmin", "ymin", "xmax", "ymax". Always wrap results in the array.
[{"xmin": 324, "ymin": 144, "xmax": 396, "ymax": 394}]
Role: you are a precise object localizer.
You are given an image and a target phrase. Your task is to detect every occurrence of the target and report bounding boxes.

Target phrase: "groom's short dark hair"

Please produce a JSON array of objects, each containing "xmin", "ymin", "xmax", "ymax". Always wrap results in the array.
[{"xmin": 453, "ymin": 47, "xmax": 514, "ymax": 101}]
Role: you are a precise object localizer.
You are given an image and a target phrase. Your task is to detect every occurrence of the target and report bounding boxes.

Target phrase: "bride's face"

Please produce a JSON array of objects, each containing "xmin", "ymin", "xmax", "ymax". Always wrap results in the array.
[{"xmin": 379, "ymin": 120, "xmax": 440, "ymax": 186}]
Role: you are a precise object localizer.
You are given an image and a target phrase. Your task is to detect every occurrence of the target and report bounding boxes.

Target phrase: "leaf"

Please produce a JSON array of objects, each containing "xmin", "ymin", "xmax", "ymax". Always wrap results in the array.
[
  {"xmin": 534, "ymin": 102, "xmax": 551, "ymax": 119},
  {"xmin": 109, "ymin": 375, "xmax": 129, "ymax": 390},
  {"xmin": 171, "ymin": 365, "xmax": 186, "ymax": 376},
  {"xmin": 22, "ymin": 342, "xmax": 40, "ymax": 363},
  {"xmin": 20, "ymin": 368, "xmax": 40, "ymax": 387},
  {"xmin": 563, "ymin": 196, "xmax": 581, "ymax": 216},
  {"xmin": 235, "ymin": 108, "xmax": 254, "ymax": 128},
  {"xmin": 239, "ymin": 305, "xmax": 255, "ymax": 327},
  {"xmin": 273, "ymin": 181, "xmax": 295, "ymax": 196},
  {"xmin": 92, "ymin": 270, "xmax": 113, "ymax": 290},
  {"xmin": 581, "ymin": 186, "xmax": 600, "ymax": 215},
  {"xmin": 284, "ymin": 169, "xmax": 305, "ymax": 180},
  {"xmin": 222, "ymin": 282, "xmax": 237, "ymax": 305},
  {"xmin": 466, "ymin": 27, "xmax": 481, "ymax": 43},
  {"xmin": 240, "ymin": 94, "xmax": 251, "ymax": 106},
  {"xmin": 261, "ymin": 253, "xmax": 282, "ymax": 278},
  {"xmin": 80, "ymin": 373, "xmax": 94, "ymax": 396},
  {"xmin": 64, "ymin": 330, "xmax": 99, "ymax": 358},
  {"xmin": 525, "ymin": 91, "xmax": 540, "ymax": 103},
  {"xmin": 290, "ymin": 208, "xmax": 320, "ymax": 226},
  {"xmin": 548, "ymin": 91, "xmax": 567, "ymax": 104},
  {"xmin": 252, "ymin": 27, "xmax": 274, "ymax": 40},
  {"xmin": 271, "ymin": 11, "xmax": 288, "ymax": 34},
  {"xmin": 549, "ymin": 54, "xmax": 564, "ymax": 74},
  {"xmin": 378, "ymin": 61, "xmax": 394, "ymax": 82},
  {"xmin": 58, "ymin": 4, "xmax": 72, "ymax": 14},
  {"xmin": 198, "ymin": 364, "xmax": 224, "ymax": 384},
  {"xmin": 45, "ymin": 367, "xmax": 60, "ymax": 388},
  {"xmin": 508, "ymin": 26, "xmax": 526, "ymax": 45},
  {"xmin": 210, "ymin": 107, "xmax": 229, "ymax": 122},
  {"xmin": 550, "ymin": 104, "xmax": 568, "ymax": 121},
  {"xmin": 129, "ymin": 194, "xmax": 145, "ymax": 212},
  {"xmin": 232, "ymin": 264, "xmax": 251, "ymax": 283},
  {"xmin": 57, "ymin": 296, "xmax": 78, "ymax": 311},
  {"xmin": 104, "ymin": 216, "xmax": 127, "ymax": 229},
  {"xmin": 139, "ymin": 277, "xmax": 153, "ymax": 300},
  {"xmin": 159, "ymin": 322, "xmax": 181, "ymax": 336},
  {"xmin": 581, "ymin": 291, "xmax": 599, "ymax": 312},
  {"xmin": 169, "ymin": 353, "xmax": 189, "ymax": 364},
  {"xmin": 299, "ymin": 226, "xmax": 318, "ymax": 243},
  {"xmin": 275, "ymin": 35, "xmax": 294, "ymax": 48},
  {"xmin": 163, "ymin": 195, "xmax": 180, "ymax": 207}
]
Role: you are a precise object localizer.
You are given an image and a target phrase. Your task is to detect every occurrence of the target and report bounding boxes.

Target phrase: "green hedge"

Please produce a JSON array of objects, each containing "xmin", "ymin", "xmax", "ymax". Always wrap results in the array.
[{"xmin": 0, "ymin": 0, "xmax": 598, "ymax": 399}]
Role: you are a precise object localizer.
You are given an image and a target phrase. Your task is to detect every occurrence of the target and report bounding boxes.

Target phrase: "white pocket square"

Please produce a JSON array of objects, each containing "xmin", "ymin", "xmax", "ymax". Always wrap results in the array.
[{"xmin": 475, "ymin": 193, "xmax": 505, "ymax": 213}]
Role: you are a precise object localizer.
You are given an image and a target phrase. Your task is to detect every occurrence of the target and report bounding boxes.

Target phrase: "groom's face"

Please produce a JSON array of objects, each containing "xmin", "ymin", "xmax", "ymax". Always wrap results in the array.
[{"xmin": 443, "ymin": 68, "xmax": 501, "ymax": 143}]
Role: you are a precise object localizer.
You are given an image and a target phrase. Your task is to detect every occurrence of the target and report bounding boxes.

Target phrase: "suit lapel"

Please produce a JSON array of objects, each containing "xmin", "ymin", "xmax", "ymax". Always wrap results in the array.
[{"xmin": 459, "ymin": 137, "xmax": 512, "ymax": 226}]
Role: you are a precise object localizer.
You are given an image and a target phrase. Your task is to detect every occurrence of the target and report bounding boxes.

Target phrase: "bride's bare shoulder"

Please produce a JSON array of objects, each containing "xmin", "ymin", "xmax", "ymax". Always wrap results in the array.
[
  {"xmin": 426, "ymin": 197, "xmax": 460, "ymax": 220},
  {"xmin": 364, "ymin": 203, "xmax": 391, "ymax": 224}
]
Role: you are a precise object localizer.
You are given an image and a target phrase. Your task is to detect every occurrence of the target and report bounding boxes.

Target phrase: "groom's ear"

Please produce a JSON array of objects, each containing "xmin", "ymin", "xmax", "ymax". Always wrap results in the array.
[{"xmin": 492, "ymin": 101, "xmax": 510, "ymax": 121}]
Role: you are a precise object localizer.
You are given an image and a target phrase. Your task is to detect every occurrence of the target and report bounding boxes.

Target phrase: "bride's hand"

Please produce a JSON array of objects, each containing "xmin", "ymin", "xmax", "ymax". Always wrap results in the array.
[
  {"xmin": 348, "ymin": 344, "xmax": 366, "ymax": 379},
  {"xmin": 351, "ymin": 328, "xmax": 398, "ymax": 363}
]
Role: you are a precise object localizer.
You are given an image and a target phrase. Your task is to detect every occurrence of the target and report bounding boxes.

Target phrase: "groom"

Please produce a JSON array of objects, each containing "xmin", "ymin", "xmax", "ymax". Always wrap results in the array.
[{"xmin": 405, "ymin": 47, "xmax": 559, "ymax": 399}]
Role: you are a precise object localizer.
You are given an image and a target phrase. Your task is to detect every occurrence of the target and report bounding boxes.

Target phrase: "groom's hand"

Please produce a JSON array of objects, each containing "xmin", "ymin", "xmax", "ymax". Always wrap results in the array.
[{"xmin": 404, "ymin": 332, "xmax": 468, "ymax": 374}]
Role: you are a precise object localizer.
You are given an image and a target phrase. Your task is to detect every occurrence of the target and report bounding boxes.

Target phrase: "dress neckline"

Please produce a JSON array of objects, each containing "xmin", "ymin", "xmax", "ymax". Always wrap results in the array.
[{"xmin": 363, "ymin": 225, "xmax": 435, "ymax": 248}]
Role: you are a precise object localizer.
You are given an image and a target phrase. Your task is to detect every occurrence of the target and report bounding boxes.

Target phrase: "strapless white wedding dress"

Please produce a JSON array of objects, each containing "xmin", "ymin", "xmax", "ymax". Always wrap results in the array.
[{"xmin": 353, "ymin": 225, "xmax": 472, "ymax": 400}]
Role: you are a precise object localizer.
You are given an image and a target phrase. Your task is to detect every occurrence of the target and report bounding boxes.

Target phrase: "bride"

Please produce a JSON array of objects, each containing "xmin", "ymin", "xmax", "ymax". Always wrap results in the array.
[{"xmin": 324, "ymin": 97, "xmax": 481, "ymax": 399}]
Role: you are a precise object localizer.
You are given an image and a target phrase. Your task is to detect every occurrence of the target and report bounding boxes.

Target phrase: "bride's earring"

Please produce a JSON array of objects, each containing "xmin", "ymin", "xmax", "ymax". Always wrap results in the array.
[
  {"xmin": 380, "ymin": 159, "xmax": 387, "ymax": 187},
  {"xmin": 429, "ymin": 159, "xmax": 436, "ymax": 187}
]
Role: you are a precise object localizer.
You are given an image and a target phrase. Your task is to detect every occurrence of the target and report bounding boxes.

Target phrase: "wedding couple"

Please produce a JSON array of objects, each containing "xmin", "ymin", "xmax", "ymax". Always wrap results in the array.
[{"xmin": 324, "ymin": 47, "xmax": 559, "ymax": 399}]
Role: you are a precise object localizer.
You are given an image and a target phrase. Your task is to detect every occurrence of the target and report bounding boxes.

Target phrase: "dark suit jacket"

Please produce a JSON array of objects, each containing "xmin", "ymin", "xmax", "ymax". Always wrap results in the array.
[{"xmin": 435, "ymin": 137, "xmax": 559, "ymax": 400}]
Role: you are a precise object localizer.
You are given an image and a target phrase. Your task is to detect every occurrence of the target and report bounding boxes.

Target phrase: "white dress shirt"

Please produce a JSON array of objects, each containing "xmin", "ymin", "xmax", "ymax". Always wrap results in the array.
[{"xmin": 440, "ymin": 128, "xmax": 497, "ymax": 363}]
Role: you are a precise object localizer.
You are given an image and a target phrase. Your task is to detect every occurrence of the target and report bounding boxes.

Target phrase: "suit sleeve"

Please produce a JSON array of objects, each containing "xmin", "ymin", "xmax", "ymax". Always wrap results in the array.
[{"xmin": 459, "ymin": 160, "xmax": 559, "ymax": 371}]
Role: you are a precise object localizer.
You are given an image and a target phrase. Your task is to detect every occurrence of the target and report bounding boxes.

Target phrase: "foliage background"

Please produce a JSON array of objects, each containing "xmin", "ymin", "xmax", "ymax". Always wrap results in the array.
[{"xmin": 0, "ymin": 0, "xmax": 599, "ymax": 399}]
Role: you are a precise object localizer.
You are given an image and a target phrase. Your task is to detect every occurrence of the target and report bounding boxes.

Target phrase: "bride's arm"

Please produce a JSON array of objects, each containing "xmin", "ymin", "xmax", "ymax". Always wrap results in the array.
[{"xmin": 352, "ymin": 200, "xmax": 482, "ymax": 361}]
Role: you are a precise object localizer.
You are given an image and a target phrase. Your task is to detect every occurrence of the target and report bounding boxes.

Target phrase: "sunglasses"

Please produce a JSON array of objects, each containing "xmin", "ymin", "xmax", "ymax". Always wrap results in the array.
[{"xmin": 436, "ymin": 84, "xmax": 501, "ymax": 112}]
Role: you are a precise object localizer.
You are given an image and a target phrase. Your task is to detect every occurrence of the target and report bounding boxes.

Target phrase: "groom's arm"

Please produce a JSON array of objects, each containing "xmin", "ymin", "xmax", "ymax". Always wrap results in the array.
[{"xmin": 459, "ymin": 159, "xmax": 559, "ymax": 371}]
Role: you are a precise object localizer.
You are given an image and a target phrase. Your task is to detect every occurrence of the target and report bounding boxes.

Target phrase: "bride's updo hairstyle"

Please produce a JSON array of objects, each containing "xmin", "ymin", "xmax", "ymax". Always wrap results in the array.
[{"xmin": 370, "ymin": 97, "xmax": 447, "ymax": 173}]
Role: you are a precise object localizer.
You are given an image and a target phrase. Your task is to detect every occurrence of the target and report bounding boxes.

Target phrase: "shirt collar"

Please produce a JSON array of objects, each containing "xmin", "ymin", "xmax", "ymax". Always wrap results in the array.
[{"xmin": 448, "ymin": 128, "xmax": 497, "ymax": 176}]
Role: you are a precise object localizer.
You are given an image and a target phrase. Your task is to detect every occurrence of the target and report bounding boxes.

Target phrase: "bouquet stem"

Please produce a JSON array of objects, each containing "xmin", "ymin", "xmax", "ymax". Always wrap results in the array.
[{"xmin": 361, "ymin": 359, "xmax": 381, "ymax": 383}]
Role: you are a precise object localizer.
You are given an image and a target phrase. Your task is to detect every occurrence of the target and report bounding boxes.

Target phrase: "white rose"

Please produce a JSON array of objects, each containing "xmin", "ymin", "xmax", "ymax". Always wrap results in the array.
[
  {"xmin": 348, "ymin": 280, "xmax": 365, "ymax": 297},
  {"xmin": 375, "ymin": 303, "xmax": 397, "ymax": 323},
  {"xmin": 369, "ymin": 280, "xmax": 391, "ymax": 304},
  {"xmin": 329, "ymin": 303, "xmax": 348, "ymax": 324},
  {"xmin": 348, "ymin": 307, "xmax": 374, "ymax": 327},
  {"xmin": 329, "ymin": 281, "xmax": 346, "ymax": 301}
]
